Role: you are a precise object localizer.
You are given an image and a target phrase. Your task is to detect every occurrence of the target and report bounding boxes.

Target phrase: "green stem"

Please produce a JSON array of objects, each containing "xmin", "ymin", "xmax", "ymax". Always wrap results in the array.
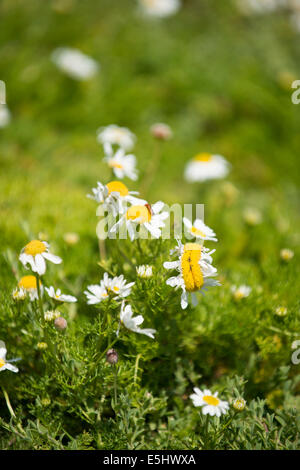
[
  {"xmin": 2, "ymin": 387, "xmax": 16, "ymax": 419},
  {"xmin": 113, "ymin": 364, "xmax": 118, "ymax": 405},
  {"xmin": 35, "ymin": 273, "xmax": 44, "ymax": 328}
]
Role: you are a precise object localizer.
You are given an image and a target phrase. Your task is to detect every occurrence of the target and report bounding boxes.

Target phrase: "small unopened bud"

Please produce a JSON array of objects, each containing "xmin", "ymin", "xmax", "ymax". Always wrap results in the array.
[
  {"xmin": 106, "ymin": 348, "xmax": 118, "ymax": 365},
  {"xmin": 54, "ymin": 317, "xmax": 67, "ymax": 331},
  {"xmin": 37, "ymin": 342, "xmax": 48, "ymax": 350},
  {"xmin": 233, "ymin": 398, "xmax": 246, "ymax": 411},
  {"xmin": 150, "ymin": 123, "xmax": 172, "ymax": 141}
]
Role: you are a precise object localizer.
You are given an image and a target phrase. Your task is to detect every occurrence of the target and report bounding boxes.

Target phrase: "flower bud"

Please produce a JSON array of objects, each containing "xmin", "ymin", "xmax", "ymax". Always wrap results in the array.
[
  {"xmin": 150, "ymin": 123, "xmax": 172, "ymax": 141},
  {"xmin": 54, "ymin": 317, "xmax": 67, "ymax": 331},
  {"xmin": 37, "ymin": 342, "xmax": 48, "ymax": 350},
  {"xmin": 233, "ymin": 398, "xmax": 246, "ymax": 411},
  {"xmin": 106, "ymin": 348, "xmax": 118, "ymax": 365}
]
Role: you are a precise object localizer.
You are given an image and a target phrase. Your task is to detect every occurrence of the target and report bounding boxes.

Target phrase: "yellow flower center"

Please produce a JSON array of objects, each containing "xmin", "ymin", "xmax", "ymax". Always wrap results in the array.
[
  {"xmin": 108, "ymin": 161, "xmax": 123, "ymax": 170},
  {"xmin": 18, "ymin": 275, "xmax": 39, "ymax": 290},
  {"xmin": 126, "ymin": 205, "xmax": 151, "ymax": 224},
  {"xmin": 113, "ymin": 286, "xmax": 120, "ymax": 292},
  {"xmin": 24, "ymin": 240, "xmax": 46, "ymax": 256},
  {"xmin": 0, "ymin": 359, "xmax": 5, "ymax": 368},
  {"xmin": 191, "ymin": 226, "xmax": 206, "ymax": 238},
  {"xmin": 203, "ymin": 395, "xmax": 220, "ymax": 406},
  {"xmin": 181, "ymin": 243, "xmax": 204, "ymax": 292},
  {"xmin": 106, "ymin": 181, "xmax": 129, "ymax": 197},
  {"xmin": 194, "ymin": 153, "xmax": 212, "ymax": 162}
]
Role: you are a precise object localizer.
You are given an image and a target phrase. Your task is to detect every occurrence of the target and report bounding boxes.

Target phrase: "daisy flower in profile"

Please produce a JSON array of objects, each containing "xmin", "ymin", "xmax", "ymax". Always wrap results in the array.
[
  {"xmin": 231, "ymin": 284, "xmax": 252, "ymax": 300},
  {"xmin": 0, "ymin": 105, "xmax": 11, "ymax": 128},
  {"xmin": 184, "ymin": 153, "xmax": 230, "ymax": 183},
  {"xmin": 136, "ymin": 265, "xmax": 153, "ymax": 278},
  {"xmin": 45, "ymin": 286, "xmax": 77, "ymax": 303},
  {"xmin": 119, "ymin": 302, "xmax": 156, "ymax": 339},
  {"xmin": 13, "ymin": 275, "xmax": 43, "ymax": 301},
  {"xmin": 103, "ymin": 148, "xmax": 138, "ymax": 181},
  {"xmin": 164, "ymin": 240, "xmax": 220, "ymax": 309},
  {"xmin": 0, "ymin": 341, "xmax": 19, "ymax": 373},
  {"xmin": 87, "ymin": 181, "xmax": 146, "ymax": 216},
  {"xmin": 97, "ymin": 124, "xmax": 136, "ymax": 151},
  {"xmin": 84, "ymin": 273, "xmax": 134, "ymax": 305},
  {"xmin": 139, "ymin": 0, "xmax": 181, "ymax": 18},
  {"xmin": 110, "ymin": 201, "xmax": 168, "ymax": 241},
  {"xmin": 19, "ymin": 240, "xmax": 62, "ymax": 276},
  {"xmin": 51, "ymin": 47, "xmax": 99, "ymax": 80},
  {"xmin": 190, "ymin": 388, "xmax": 229, "ymax": 417},
  {"xmin": 183, "ymin": 218, "xmax": 217, "ymax": 242}
]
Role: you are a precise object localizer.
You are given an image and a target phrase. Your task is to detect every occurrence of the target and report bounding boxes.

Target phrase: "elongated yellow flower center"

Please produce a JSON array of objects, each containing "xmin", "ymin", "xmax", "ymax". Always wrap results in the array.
[
  {"xmin": 18, "ymin": 275, "xmax": 38, "ymax": 290},
  {"xmin": 203, "ymin": 395, "xmax": 220, "ymax": 406},
  {"xmin": 126, "ymin": 205, "xmax": 151, "ymax": 224},
  {"xmin": 108, "ymin": 161, "xmax": 123, "ymax": 170},
  {"xmin": 106, "ymin": 181, "xmax": 129, "ymax": 197},
  {"xmin": 24, "ymin": 240, "xmax": 46, "ymax": 256},
  {"xmin": 194, "ymin": 153, "xmax": 212, "ymax": 162},
  {"xmin": 181, "ymin": 243, "xmax": 203, "ymax": 292},
  {"xmin": 191, "ymin": 226, "xmax": 206, "ymax": 238},
  {"xmin": 0, "ymin": 359, "xmax": 5, "ymax": 368}
]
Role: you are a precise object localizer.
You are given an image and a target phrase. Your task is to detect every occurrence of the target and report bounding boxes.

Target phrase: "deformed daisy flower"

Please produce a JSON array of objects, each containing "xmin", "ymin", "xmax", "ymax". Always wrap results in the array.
[
  {"xmin": 190, "ymin": 387, "xmax": 229, "ymax": 417},
  {"xmin": 14, "ymin": 275, "xmax": 43, "ymax": 301},
  {"xmin": 183, "ymin": 218, "xmax": 218, "ymax": 242},
  {"xmin": 184, "ymin": 153, "xmax": 230, "ymax": 183},
  {"xmin": 111, "ymin": 201, "xmax": 168, "ymax": 240},
  {"xmin": 231, "ymin": 284, "xmax": 252, "ymax": 300},
  {"xmin": 139, "ymin": 0, "xmax": 181, "ymax": 18},
  {"xmin": 119, "ymin": 302, "xmax": 156, "ymax": 339},
  {"xmin": 97, "ymin": 124, "xmax": 136, "ymax": 151},
  {"xmin": 45, "ymin": 286, "xmax": 77, "ymax": 303},
  {"xmin": 0, "ymin": 341, "xmax": 19, "ymax": 373},
  {"xmin": 84, "ymin": 273, "xmax": 134, "ymax": 305},
  {"xmin": 104, "ymin": 148, "xmax": 138, "ymax": 181},
  {"xmin": 136, "ymin": 265, "xmax": 153, "ymax": 278},
  {"xmin": 51, "ymin": 47, "xmax": 99, "ymax": 80},
  {"xmin": 0, "ymin": 105, "xmax": 11, "ymax": 128},
  {"xmin": 87, "ymin": 181, "xmax": 146, "ymax": 216},
  {"xmin": 19, "ymin": 240, "xmax": 62, "ymax": 276},
  {"xmin": 164, "ymin": 240, "xmax": 220, "ymax": 309}
]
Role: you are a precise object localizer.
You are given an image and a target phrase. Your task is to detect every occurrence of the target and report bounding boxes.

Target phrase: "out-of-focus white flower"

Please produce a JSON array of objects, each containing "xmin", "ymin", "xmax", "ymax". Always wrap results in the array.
[
  {"xmin": 183, "ymin": 218, "xmax": 218, "ymax": 242},
  {"xmin": 275, "ymin": 306, "xmax": 288, "ymax": 316},
  {"xmin": 150, "ymin": 122, "xmax": 173, "ymax": 140},
  {"xmin": 0, "ymin": 105, "xmax": 11, "ymax": 128},
  {"xmin": 231, "ymin": 284, "xmax": 252, "ymax": 300},
  {"xmin": 97, "ymin": 124, "xmax": 136, "ymax": 151},
  {"xmin": 190, "ymin": 388, "xmax": 229, "ymax": 417},
  {"xmin": 45, "ymin": 286, "xmax": 77, "ymax": 303},
  {"xmin": 290, "ymin": 12, "xmax": 300, "ymax": 32},
  {"xmin": 12, "ymin": 287, "xmax": 27, "ymax": 301},
  {"xmin": 280, "ymin": 248, "xmax": 294, "ymax": 261},
  {"xmin": 136, "ymin": 265, "xmax": 153, "ymax": 278},
  {"xmin": 63, "ymin": 232, "xmax": 80, "ymax": 245},
  {"xmin": 236, "ymin": 0, "xmax": 284, "ymax": 15},
  {"xmin": 243, "ymin": 207, "xmax": 263, "ymax": 226},
  {"xmin": 104, "ymin": 148, "xmax": 138, "ymax": 181},
  {"xmin": 14, "ymin": 275, "xmax": 43, "ymax": 301},
  {"xmin": 111, "ymin": 201, "xmax": 168, "ymax": 241},
  {"xmin": 87, "ymin": 181, "xmax": 146, "ymax": 216},
  {"xmin": 0, "ymin": 341, "xmax": 19, "ymax": 373},
  {"xmin": 164, "ymin": 240, "xmax": 220, "ymax": 309},
  {"xmin": 44, "ymin": 310, "xmax": 61, "ymax": 322},
  {"xmin": 184, "ymin": 153, "xmax": 230, "ymax": 183},
  {"xmin": 84, "ymin": 273, "xmax": 134, "ymax": 305},
  {"xmin": 19, "ymin": 240, "xmax": 62, "ymax": 276},
  {"xmin": 119, "ymin": 302, "xmax": 156, "ymax": 339},
  {"xmin": 139, "ymin": 0, "xmax": 181, "ymax": 18},
  {"xmin": 51, "ymin": 47, "xmax": 99, "ymax": 80}
]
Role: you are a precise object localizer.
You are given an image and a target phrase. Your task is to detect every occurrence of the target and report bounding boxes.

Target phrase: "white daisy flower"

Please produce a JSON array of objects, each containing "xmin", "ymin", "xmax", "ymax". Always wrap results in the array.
[
  {"xmin": 184, "ymin": 153, "xmax": 230, "ymax": 183},
  {"xmin": 84, "ymin": 273, "xmax": 134, "ymax": 305},
  {"xmin": 0, "ymin": 341, "xmax": 19, "ymax": 373},
  {"xmin": 110, "ymin": 201, "xmax": 169, "ymax": 241},
  {"xmin": 97, "ymin": 124, "xmax": 136, "ymax": 151},
  {"xmin": 0, "ymin": 104, "xmax": 11, "ymax": 128},
  {"xmin": 164, "ymin": 240, "xmax": 220, "ymax": 309},
  {"xmin": 51, "ymin": 47, "xmax": 99, "ymax": 80},
  {"xmin": 14, "ymin": 275, "xmax": 43, "ymax": 301},
  {"xmin": 190, "ymin": 388, "xmax": 229, "ymax": 417},
  {"xmin": 19, "ymin": 240, "xmax": 62, "ymax": 276},
  {"xmin": 280, "ymin": 248, "xmax": 294, "ymax": 261},
  {"xmin": 139, "ymin": 0, "xmax": 181, "ymax": 18},
  {"xmin": 183, "ymin": 218, "xmax": 218, "ymax": 242},
  {"xmin": 45, "ymin": 286, "xmax": 77, "ymax": 303},
  {"xmin": 103, "ymin": 148, "xmax": 138, "ymax": 181},
  {"xmin": 231, "ymin": 284, "xmax": 252, "ymax": 300},
  {"xmin": 136, "ymin": 265, "xmax": 153, "ymax": 278},
  {"xmin": 87, "ymin": 180, "xmax": 146, "ymax": 216},
  {"xmin": 119, "ymin": 302, "xmax": 156, "ymax": 339}
]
